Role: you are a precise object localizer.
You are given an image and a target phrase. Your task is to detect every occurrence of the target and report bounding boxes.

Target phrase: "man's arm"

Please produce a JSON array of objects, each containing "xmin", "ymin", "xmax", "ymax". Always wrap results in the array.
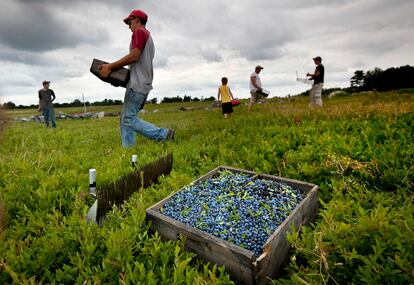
[
  {"xmin": 51, "ymin": 90, "xmax": 56, "ymax": 102},
  {"xmin": 99, "ymin": 48, "xmax": 141, "ymax": 77},
  {"xmin": 307, "ymin": 69, "xmax": 320, "ymax": 79},
  {"xmin": 38, "ymin": 91, "xmax": 42, "ymax": 111}
]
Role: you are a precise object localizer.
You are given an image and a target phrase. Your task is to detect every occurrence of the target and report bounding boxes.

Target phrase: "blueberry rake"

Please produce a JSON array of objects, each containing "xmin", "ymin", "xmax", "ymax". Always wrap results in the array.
[{"xmin": 88, "ymin": 153, "xmax": 173, "ymax": 225}]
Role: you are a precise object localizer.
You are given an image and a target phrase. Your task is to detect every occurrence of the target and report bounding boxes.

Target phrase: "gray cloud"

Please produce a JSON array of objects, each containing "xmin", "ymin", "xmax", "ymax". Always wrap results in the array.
[
  {"xmin": 149, "ymin": 1, "xmax": 298, "ymax": 62},
  {"xmin": 0, "ymin": 0, "xmax": 111, "ymax": 54},
  {"xmin": 0, "ymin": 0, "xmax": 413, "ymax": 105}
]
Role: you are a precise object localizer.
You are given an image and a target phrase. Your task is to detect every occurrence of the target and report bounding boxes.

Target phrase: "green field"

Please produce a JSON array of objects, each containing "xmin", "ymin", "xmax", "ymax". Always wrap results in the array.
[{"xmin": 1, "ymin": 92, "xmax": 413, "ymax": 284}]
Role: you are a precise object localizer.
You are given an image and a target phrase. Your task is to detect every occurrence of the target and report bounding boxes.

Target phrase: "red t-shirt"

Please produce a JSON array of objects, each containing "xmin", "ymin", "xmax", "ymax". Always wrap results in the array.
[{"xmin": 131, "ymin": 28, "xmax": 150, "ymax": 51}]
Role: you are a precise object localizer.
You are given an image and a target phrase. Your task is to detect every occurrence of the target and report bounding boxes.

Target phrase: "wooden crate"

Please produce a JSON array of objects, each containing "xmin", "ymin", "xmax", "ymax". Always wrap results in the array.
[{"xmin": 146, "ymin": 166, "xmax": 318, "ymax": 285}]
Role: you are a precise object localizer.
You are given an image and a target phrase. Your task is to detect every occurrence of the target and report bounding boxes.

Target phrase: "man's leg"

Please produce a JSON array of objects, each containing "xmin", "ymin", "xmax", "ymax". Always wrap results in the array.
[
  {"xmin": 309, "ymin": 83, "xmax": 323, "ymax": 107},
  {"xmin": 50, "ymin": 106, "xmax": 57, "ymax": 128},
  {"xmin": 42, "ymin": 107, "xmax": 49, "ymax": 127},
  {"xmin": 248, "ymin": 91, "xmax": 257, "ymax": 112},
  {"xmin": 309, "ymin": 85, "xmax": 316, "ymax": 107},
  {"xmin": 121, "ymin": 89, "xmax": 137, "ymax": 147},
  {"xmin": 314, "ymin": 83, "xmax": 323, "ymax": 107},
  {"xmin": 121, "ymin": 89, "xmax": 169, "ymax": 147}
]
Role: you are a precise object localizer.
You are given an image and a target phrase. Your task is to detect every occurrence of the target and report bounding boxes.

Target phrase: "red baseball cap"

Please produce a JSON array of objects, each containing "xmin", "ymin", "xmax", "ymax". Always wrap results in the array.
[{"xmin": 123, "ymin": 10, "xmax": 148, "ymax": 24}]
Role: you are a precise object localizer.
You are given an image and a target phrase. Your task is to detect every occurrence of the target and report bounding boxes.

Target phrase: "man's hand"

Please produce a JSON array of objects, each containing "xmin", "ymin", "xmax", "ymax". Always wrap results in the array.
[{"xmin": 99, "ymin": 64, "xmax": 112, "ymax": 78}]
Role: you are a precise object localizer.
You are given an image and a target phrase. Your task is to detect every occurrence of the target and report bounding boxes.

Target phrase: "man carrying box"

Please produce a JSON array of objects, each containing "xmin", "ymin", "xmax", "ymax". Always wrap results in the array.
[
  {"xmin": 99, "ymin": 9, "xmax": 174, "ymax": 147},
  {"xmin": 248, "ymin": 65, "xmax": 267, "ymax": 112}
]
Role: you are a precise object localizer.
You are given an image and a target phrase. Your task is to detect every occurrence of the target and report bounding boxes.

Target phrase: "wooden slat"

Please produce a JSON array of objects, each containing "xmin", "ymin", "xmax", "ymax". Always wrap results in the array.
[
  {"xmin": 256, "ymin": 187, "xmax": 319, "ymax": 284},
  {"xmin": 147, "ymin": 209, "xmax": 256, "ymax": 284}
]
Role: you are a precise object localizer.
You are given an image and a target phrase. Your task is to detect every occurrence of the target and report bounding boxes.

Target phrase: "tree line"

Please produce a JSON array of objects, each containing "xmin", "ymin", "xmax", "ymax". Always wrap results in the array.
[
  {"xmin": 2, "ymin": 98, "xmax": 124, "ymax": 110},
  {"xmin": 350, "ymin": 65, "xmax": 414, "ymax": 92},
  {"xmin": 161, "ymin": 95, "xmax": 215, "ymax": 103},
  {"xmin": 2, "ymin": 95, "xmax": 216, "ymax": 109},
  {"xmin": 3, "ymin": 65, "xmax": 413, "ymax": 109}
]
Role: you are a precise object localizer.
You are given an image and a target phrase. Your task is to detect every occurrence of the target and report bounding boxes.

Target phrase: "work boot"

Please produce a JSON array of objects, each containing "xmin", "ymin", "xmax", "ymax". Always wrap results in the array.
[{"xmin": 167, "ymin": 129, "xmax": 175, "ymax": 142}]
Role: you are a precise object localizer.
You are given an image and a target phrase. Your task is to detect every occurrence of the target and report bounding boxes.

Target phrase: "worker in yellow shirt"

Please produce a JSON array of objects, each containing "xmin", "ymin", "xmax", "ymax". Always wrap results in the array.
[{"xmin": 217, "ymin": 77, "xmax": 235, "ymax": 118}]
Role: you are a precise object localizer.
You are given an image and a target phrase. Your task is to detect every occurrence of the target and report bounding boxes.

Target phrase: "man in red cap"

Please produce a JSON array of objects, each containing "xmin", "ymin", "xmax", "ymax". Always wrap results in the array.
[{"xmin": 99, "ymin": 9, "xmax": 174, "ymax": 147}]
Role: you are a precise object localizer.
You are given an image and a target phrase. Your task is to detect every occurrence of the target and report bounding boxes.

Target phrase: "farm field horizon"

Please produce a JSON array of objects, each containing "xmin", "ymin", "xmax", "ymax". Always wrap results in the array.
[{"xmin": 1, "ymin": 91, "xmax": 413, "ymax": 284}]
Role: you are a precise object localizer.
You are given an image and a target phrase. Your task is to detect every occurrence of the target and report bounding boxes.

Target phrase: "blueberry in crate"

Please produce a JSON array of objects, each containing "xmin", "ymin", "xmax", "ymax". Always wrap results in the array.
[
  {"xmin": 160, "ymin": 170, "xmax": 303, "ymax": 257},
  {"xmin": 146, "ymin": 166, "xmax": 318, "ymax": 285}
]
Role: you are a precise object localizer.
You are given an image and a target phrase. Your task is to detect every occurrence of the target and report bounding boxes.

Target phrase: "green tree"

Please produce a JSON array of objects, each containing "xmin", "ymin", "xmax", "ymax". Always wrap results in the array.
[
  {"xmin": 350, "ymin": 70, "xmax": 365, "ymax": 87},
  {"xmin": 203, "ymin": 96, "xmax": 215, "ymax": 101},
  {"xmin": 363, "ymin": 67, "xmax": 383, "ymax": 90},
  {"xmin": 3, "ymin": 101, "xmax": 16, "ymax": 109}
]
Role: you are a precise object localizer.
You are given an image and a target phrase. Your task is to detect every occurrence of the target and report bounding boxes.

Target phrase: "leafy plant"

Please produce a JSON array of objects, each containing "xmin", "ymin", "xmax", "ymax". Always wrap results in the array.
[{"xmin": 1, "ymin": 90, "xmax": 413, "ymax": 284}]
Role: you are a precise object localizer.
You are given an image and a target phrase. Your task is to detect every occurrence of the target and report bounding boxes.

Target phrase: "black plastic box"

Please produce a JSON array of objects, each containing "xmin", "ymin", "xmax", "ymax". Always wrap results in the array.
[{"xmin": 90, "ymin": 58, "xmax": 130, "ymax": 88}]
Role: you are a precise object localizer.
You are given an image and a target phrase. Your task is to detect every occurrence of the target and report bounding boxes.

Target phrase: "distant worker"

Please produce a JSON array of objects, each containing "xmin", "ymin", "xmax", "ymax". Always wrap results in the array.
[
  {"xmin": 306, "ymin": 56, "xmax": 324, "ymax": 107},
  {"xmin": 38, "ymin": 80, "xmax": 57, "ymax": 128},
  {"xmin": 248, "ymin": 65, "xmax": 265, "ymax": 112},
  {"xmin": 217, "ymin": 77, "xmax": 235, "ymax": 118},
  {"xmin": 99, "ymin": 9, "xmax": 174, "ymax": 147}
]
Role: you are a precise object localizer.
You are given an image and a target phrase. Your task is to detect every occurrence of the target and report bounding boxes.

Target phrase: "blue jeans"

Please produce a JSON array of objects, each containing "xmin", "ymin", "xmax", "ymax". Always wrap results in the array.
[
  {"xmin": 121, "ymin": 88, "xmax": 168, "ymax": 147},
  {"xmin": 42, "ymin": 104, "xmax": 56, "ymax": 128}
]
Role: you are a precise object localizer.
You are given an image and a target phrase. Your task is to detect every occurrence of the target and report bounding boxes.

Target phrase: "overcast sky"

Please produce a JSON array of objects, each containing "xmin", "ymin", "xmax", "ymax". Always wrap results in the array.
[{"xmin": 1, "ymin": 0, "xmax": 413, "ymax": 105}]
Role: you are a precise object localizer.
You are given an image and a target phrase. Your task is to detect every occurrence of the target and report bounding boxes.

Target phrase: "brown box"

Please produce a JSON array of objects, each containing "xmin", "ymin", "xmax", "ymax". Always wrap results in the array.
[
  {"xmin": 90, "ymin": 58, "xmax": 130, "ymax": 88},
  {"xmin": 146, "ymin": 166, "xmax": 319, "ymax": 285}
]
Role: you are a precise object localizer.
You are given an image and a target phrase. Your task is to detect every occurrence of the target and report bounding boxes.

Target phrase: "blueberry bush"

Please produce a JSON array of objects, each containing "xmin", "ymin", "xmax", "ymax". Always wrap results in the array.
[{"xmin": 0, "ymin": 91, "xmax": 413, "ymax": 284}]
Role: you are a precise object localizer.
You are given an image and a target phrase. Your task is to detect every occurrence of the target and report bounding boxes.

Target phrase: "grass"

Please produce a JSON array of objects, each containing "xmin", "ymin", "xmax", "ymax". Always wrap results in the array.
[{"xmin": 0, "ymin": 91, "xmax": 413, "ymax": 284}]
